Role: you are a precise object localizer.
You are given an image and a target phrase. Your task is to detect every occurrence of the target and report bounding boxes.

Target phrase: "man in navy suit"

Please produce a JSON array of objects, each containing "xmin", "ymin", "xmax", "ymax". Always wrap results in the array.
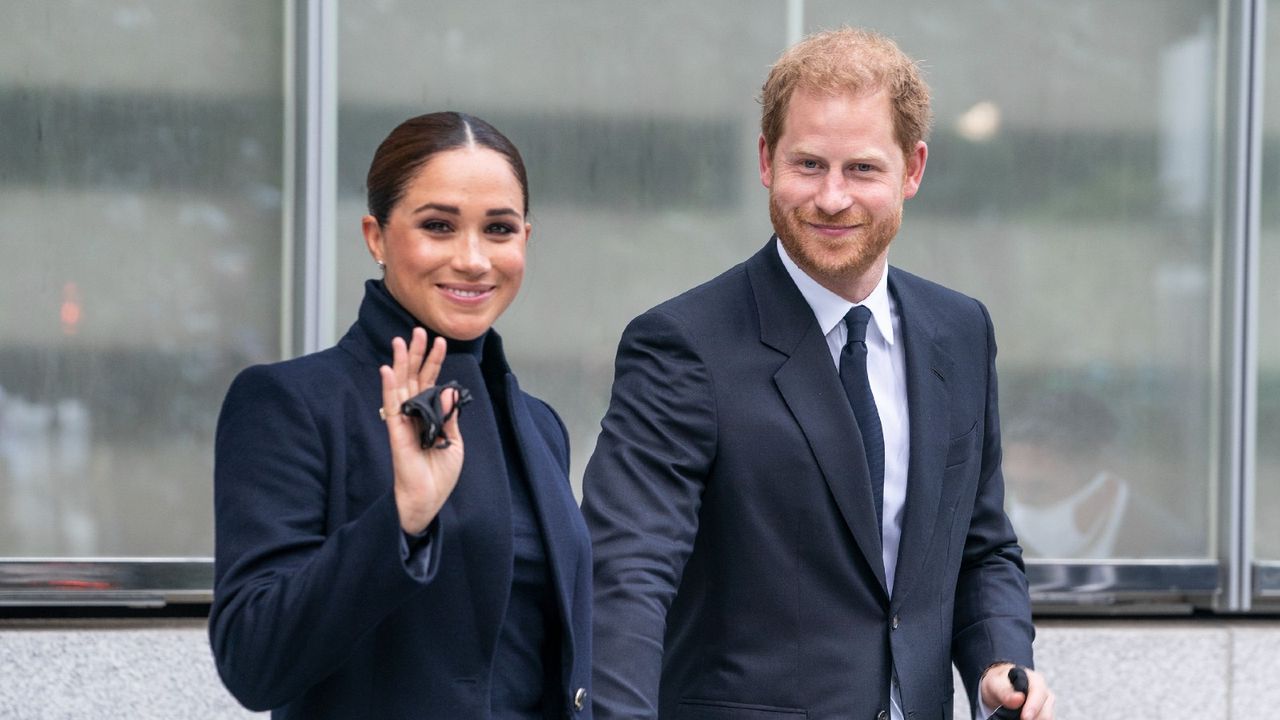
[{"xmin": 583, "ymin": 28, "xmax": 1055, "ymax": 720}]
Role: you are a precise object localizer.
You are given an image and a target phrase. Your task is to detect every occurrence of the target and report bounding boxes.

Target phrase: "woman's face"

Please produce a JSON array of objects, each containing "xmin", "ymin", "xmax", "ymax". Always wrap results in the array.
[{"xmin": 363, "ymin": 146, "xmax": 529, "ymax": 341}]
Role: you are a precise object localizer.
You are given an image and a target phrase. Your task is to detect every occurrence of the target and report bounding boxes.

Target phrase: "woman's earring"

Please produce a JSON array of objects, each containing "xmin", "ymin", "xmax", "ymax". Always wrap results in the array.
[{"xmin": 376, "ymin": 260, "xmax": 386, "ymax": 272}]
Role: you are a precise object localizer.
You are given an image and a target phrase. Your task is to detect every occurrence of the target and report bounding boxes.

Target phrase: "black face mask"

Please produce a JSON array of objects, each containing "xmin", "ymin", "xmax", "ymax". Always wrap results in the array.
[{"xmin": 401, "ymin": 381, "xmax": 473, "ymax": 449}]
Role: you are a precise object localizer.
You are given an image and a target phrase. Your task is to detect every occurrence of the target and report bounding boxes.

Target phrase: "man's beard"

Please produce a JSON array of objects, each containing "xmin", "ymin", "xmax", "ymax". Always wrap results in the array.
[{"xmin": 769, "ymin": 191, "xmax": 900, "ymax": 292}]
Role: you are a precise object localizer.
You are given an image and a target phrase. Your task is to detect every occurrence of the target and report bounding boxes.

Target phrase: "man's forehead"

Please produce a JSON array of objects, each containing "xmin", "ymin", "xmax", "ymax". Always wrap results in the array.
[{"xmin": 781, "ymin": 89, "xmax": 894, "ymax": 135}]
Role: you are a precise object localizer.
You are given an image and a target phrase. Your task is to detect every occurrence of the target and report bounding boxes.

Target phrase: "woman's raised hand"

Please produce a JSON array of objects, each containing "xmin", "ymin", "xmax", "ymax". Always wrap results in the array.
[{"xmin": 380, "ymin": 328, "xmax": 464, "ymax": 535}]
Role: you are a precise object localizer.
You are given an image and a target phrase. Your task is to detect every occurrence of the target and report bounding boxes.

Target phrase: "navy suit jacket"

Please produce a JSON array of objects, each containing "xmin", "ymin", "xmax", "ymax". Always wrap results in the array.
[
  {"xmin": 583, "ymin": 239, "xmax": 1033, "ymax": 720},
  {"xmin": 210, "ymin": 281, "xmax": 592, "ymax": 719}
]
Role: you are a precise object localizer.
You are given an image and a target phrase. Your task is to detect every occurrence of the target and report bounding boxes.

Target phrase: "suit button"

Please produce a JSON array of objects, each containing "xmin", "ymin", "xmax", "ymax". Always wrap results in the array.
[
  {"xmin": 573, "ymin": 687, "xmax": 587, "ymax": 711},
  {"xmin": 891, "ymin": 614, "xmax": 900, "ymax": 630},
  {"xmin": 877, "ymin": 711, "xmax": 889, "ymax": 720}
]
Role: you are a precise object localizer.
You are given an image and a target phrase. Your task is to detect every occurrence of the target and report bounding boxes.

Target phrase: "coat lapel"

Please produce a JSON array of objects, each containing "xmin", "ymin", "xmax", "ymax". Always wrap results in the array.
[
  {"xmin": 502, "ymin": 371, "xmax": 581, "ymax": 677},
  {"xmin": 749, "ymin": 239, "xmax": 888, "ymax": 597},
  {"xmin": 886, "ymin": 269, "xmax": 953, "ymax": 606},
  {"xmin": 441, "ymin": 352, "xmax": 513, "ymax": 656}
]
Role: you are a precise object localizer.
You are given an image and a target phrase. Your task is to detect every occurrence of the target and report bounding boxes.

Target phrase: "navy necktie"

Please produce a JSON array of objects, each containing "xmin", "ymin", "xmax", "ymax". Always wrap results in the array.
[{"xmin": 839, "ymin": 305, "xmax": 884, "ymax": 533}]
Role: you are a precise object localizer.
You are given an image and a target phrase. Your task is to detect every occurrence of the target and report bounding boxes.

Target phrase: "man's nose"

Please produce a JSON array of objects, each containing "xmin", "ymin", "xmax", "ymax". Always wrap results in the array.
[{"xmin": 814, "ymin": 172, "xmax": 854, "ymax": 216}]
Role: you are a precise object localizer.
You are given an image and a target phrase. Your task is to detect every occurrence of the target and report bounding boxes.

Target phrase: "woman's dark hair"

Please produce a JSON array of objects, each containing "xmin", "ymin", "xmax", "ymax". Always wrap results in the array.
[{"xmin": 365, "ymin": 111, "xmax": 529, "ymax": 225}]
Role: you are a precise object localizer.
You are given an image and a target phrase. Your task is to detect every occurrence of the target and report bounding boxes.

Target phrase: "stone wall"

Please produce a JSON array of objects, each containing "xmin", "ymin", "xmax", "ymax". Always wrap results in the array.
[{"xmin": 2, "ymin": 618, "xmax": 1278, "ymax": 719}]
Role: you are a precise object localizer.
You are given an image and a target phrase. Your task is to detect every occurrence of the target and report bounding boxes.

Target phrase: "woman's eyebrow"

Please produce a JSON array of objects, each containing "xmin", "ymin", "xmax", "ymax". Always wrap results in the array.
[{"xmin": 411, "ymin": 202, "xmax": 460, "ymax": 215}]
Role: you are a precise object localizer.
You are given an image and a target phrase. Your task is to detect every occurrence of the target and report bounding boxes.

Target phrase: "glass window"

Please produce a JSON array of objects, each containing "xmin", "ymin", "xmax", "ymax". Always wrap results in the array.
[
  {"xmin": 0, "ymin": 1, "xmax": 286, "ymax": 558},
  {"xmin": 806, "ymin": 0, "xmax": 1223, "ymax": 561},
  {"xmin": 2, "ymin": 0, "xmax": 1264, "ymax": 610},
  {"xmin": 1257, "ymin": 0, "xmax": 1280, "ymax": 566},
  {"xmin": 335, "ymin": 0, "xmax": 790, "ymax": 492}
]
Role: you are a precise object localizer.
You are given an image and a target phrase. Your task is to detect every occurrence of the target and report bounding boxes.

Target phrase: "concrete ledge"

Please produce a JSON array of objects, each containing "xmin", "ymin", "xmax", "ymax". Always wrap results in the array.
[
  {"xmin": 0, "ymin": 619, "xmax": 260, "ymax": 719},
  {"xmin": 3, "ymin": 618, "xmax": 1278, "ymax": 718},
  {"xmin": 953, "ymin": 620, "xmax": 1280, "ymax": 719}
]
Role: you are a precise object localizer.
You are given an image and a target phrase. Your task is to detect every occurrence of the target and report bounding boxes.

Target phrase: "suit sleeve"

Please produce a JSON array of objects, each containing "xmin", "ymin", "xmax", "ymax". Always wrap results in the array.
[
  {"xmin": 208, "ymin": 364, "xmax": 442, "ymax": 711},
  {"xmin": 581, "ymin": 309, "xmax": 718, "ymax": 720},
  {"xmin": 951, "ymin": 301, "xmax": 1036, "ymax": 711}
]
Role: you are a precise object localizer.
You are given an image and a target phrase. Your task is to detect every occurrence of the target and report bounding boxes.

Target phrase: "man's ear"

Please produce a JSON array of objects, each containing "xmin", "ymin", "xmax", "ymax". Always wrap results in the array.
[
  {"xmin": 758, "ymin": 133, "xmax": 774, "ymax": 189},
  {"xmin": 901, "ymin": 141, "xmax": 928, "ymax": 199}
]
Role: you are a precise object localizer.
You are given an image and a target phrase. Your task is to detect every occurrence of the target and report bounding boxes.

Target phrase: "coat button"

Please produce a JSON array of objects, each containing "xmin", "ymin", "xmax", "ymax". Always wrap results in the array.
[
  {"xmin": 573, "ymin": 687, "xmax": 587, "ymax": 711},
  {"xmin": 891, "ymin": 614, "xmax": 900, "ymax": 630},
  {"xmin": 877, "ymin": 711, "xmax": 889, "ymax": 720}
]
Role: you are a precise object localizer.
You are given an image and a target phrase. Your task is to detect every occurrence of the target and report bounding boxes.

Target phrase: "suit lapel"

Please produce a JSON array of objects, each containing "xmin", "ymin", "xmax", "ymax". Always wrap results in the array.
[
  {"xmin": 749, "ymin": 239, "xmax": 888, "ymax": 596},
  {"xmin": 886, "ymin": 269, "xmax": 953, "ymax": 605}
]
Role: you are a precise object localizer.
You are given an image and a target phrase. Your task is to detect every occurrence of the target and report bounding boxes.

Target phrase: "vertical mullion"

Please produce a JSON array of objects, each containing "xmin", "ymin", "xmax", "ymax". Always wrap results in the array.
[
  {"xmin": 1238, "ymin": 0, "xmax": 1265, "ymax": 611},
  {"xmin": 299, "ymin": 0, "xmax": 338, "ymax": 355},
  {"xmin": 1220, "ymin": 0, "xmax": 1263, "ymax": 612},
  {"xmin": 786, "ymin": 0, "xmax": 804, "ymax": 45},
  {"xmin": 281, "ymin": 0, "xmax": 296, "ymax": 360}
]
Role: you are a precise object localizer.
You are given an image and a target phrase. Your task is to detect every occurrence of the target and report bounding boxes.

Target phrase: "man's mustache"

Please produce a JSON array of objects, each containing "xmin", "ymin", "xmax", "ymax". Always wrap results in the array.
[{"xmin": 792, "ymin": 208, "xmax": 871, "ymax": 226}]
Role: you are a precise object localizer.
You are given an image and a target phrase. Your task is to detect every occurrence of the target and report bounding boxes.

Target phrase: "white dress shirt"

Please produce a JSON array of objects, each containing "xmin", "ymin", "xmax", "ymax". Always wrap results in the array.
[
  {"xmin": 777, "ymin": 242, "xmax": 908, "ymax": 592},
  {"xmin": 778, "ymin": 243, "xmax": 997, "ymax": 720}
]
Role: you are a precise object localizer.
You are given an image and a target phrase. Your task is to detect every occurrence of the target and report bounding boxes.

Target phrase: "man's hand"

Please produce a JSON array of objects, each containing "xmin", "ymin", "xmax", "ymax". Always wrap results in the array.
[{"xmin": 980, "ymin": 663, "xmax": 1055, "ymax": 719}]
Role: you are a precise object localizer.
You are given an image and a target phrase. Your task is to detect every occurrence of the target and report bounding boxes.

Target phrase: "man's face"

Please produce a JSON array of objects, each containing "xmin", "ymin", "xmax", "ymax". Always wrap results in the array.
[{"xmin": 759, "ymin": 87, "xmax": 926, "ymax": 300}]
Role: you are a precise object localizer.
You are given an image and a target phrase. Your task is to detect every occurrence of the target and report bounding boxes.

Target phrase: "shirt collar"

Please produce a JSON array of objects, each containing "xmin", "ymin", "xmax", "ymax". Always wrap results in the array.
[{"xmin": 776, "ymin": 238, "xmax": 896, "ymax": 345}]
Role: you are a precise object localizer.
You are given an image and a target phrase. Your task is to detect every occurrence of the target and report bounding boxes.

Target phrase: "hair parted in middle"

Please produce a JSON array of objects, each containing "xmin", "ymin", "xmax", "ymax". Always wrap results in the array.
[
  {"xmin": 759, "ymin": 27, "xmax": 933, "ymax": 160},
  {"xmin": 365, "ymin": 111, "xmax": 530, "ymax": 227}
]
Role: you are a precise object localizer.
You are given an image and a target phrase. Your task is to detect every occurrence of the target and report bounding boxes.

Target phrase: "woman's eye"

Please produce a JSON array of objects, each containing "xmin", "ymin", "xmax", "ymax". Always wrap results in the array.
[
  {"xmin": 486, "ymin": 223, "xmax": 516, "ymax": 235},
  {"xmin": 422, "ymin": 220, "xmax": 452, "ymax": 233}
]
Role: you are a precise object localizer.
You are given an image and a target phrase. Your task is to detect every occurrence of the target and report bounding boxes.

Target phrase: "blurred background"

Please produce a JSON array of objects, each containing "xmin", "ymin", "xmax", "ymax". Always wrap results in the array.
[{"xmin": 0, "ymin": 0, "xmax": 1277, "ymax": 611}]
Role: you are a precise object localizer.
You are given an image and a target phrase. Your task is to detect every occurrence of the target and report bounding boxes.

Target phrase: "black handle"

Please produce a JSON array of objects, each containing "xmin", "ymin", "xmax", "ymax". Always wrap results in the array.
[{"xmin": 990, "ymin": 666, "xmax": 1028, "ymax": 720}]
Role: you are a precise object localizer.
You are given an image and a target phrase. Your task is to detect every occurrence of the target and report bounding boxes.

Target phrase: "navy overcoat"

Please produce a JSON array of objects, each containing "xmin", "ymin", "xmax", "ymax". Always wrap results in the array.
[{"xmin": 211, "ymin": 280, "xmax": 592, "ymax": 719}]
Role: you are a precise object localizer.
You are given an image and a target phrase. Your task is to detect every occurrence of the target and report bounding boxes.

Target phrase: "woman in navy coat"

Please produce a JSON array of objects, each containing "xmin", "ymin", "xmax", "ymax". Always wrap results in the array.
[{"xmin": 210, "ymin": 112, "xmax": 592, "ymax": 719}]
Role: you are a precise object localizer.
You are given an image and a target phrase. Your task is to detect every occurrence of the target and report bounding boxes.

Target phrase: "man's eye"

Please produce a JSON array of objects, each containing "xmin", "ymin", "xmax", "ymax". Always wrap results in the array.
[
  {"xmin": 853, "ymin": 163, "xmax": 874, "ymax": 172},
  {"xmin": 801, "ymin": 159, "xmax": 820, "ymax": 169}
]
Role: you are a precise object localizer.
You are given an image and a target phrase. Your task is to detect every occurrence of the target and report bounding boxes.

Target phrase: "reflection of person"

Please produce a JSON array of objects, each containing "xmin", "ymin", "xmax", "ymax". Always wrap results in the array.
[
  {"xmin": 583, "ymin": 28, "xmax": 1053, "ymax": 719},
  {"xmin": 1004, "ymin": 391, "xmax": 1126, "ymax": 559},
  {"xmin": 1003, "ymin": 390, "xmax": 1192, "ymax": 559},
  {"xmin": 210, "ymin": 113, "xmax": 592, "ymax": 719},
  {"xmin": 0, "ymin": 389, "xmax": 95, "ymax": 554}
]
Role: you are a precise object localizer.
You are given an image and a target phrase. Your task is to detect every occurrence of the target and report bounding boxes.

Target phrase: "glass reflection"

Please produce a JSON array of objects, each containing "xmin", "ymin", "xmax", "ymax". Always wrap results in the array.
[
  {"xmin": 0, "ymin": 0, "xmax": 1232, "ymax": 567},
  {"xmin": 0, "ymin": 1, "xmax": 285, "ymax": 556},
  {"xmin": 334, "ymin": 1, "xmax": 1224, "ymax": 561},
  {"xmin": 1257, "ymin": 0, "xmax": 1280, "ymax": 562},
  {"xmin": 801, "ymin": 0, "xmax": 1222, "ymax": 560},
  {"xmin": 336, "ymin": 0, "xmax": 790, "ymax": 494}
]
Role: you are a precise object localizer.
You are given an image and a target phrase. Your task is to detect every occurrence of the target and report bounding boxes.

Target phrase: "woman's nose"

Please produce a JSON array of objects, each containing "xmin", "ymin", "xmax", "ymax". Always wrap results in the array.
[{"xmin": 452, "ymin": 234, "xmax": 491, "ymax": 275}]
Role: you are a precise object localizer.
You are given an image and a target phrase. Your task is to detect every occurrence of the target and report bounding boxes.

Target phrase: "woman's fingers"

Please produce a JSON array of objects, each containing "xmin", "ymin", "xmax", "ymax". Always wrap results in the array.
[
  {"xmin": 383, "ymin": 334, "xmax": 417, "ymax": 422},
  {"xmin": 390, "ymin": 335, "xmax": 409, "ymax": 400},
  {"xmin": 418, "ymin": 336, "xmax": 446, "ymax": 389},
  {"xmin": 405, "ymin": 328, "xmax": 427, "ymax": 396},
  {"xmin": 384, "ymin": 331, "xmax": 454, "ymax": 439},
  {"xmin": 379, "ymin": 364, "xmax": 401, "ymax": 423}
]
